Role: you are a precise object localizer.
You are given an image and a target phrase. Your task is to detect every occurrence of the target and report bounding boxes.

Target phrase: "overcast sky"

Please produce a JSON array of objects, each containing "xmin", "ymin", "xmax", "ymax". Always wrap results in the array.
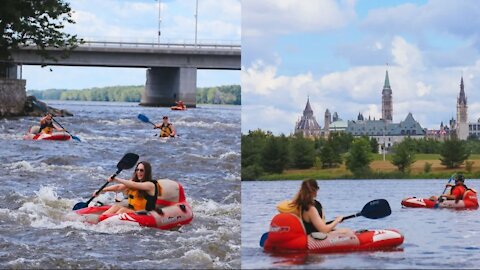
[
  {"xmin": 22, "ymin": 0, "xmax": 240, "ymax": 90},
  {"xmin": 242, "ymin": 0, "xmax": 480, "ymax": 133}
]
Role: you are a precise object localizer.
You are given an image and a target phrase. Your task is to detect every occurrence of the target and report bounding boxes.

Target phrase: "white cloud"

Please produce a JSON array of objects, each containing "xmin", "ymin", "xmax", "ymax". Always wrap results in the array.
[
  {"xmin": 242, "ymin": 47, "xmax": 480, "ymax": 134},
  {"xmin": 391, "ymin": 36, "xmax": 423, "ymax": 70},
  {"xmin": 243, "ymin": 0, "xmax": 356, "ymax": 38}
]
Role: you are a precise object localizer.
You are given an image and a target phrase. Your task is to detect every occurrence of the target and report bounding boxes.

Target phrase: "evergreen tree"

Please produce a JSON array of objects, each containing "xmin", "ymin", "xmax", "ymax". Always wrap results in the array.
[
  {"xmin": 391, "ymin": 138, "xmax": 416, "ymax": 173},
  {"xmin": 440, "ymin": 138, "xmax": 470, "ymax": 168},
  {"xmin": 241, "ymin": 129, "xmax": 268, "ymax": 179},
  {"xmin": 290, "ymin": 134, "xmax": 315, "ymax": 169},
  {"xmin": 345, "ymin": 137, "xmax": 373, "ymax": 177},
  {"xmin": 319, "ymin": 139, "xmax": 342, "ymax": 168},
  {"xmin": 261, "ymin": 135, "xmax": 289, "ymax": 173}
]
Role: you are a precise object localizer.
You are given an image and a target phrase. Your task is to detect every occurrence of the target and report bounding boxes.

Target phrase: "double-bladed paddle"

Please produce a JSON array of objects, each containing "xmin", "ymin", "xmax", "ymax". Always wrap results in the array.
[
  {"xmin": 137, "ymin": 113, "xmax": 156, "ymax": 127},
  {"xmin": 72, "ymin": 153, "xmax": 139, "ymax": 210},
  {"xmin": 259, "ymin": 199, "xmax": 392, "ymax": 247},
  {"xmin": 434, "ymin": 173, "xmax": 457, "ymax": 208},
  {"xmin": 31, "ymin": 99, "xmax": 81, "ymax": 142},
  {"xmin": 138, "ymin": 113, "xmax": 178, "ymax": 137}
]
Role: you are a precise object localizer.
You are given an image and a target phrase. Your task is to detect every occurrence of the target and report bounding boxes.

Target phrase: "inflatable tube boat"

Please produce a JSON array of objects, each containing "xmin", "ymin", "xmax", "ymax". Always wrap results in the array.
[
  {"xmin": 263, "ymin": 213, "xmax": 404, "ymax": 253},
  {"xmin": 401, "ymin": 190, "xmax": 478, "ymax": 209},
  {"xmin": 74, "ymin": 201, "xmax": 193, "ymax": 230},
  {"xmin": 23, "ymin": 126, "xmax": 71, "ymax": 141}
]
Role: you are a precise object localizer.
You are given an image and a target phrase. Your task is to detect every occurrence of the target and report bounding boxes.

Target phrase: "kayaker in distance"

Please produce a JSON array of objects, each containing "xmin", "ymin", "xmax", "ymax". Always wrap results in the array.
[
  {"xmin": 176, "ymin": 100, "xmax": 186, "ymax": 109},
  {"xmin": 429, "ymin": 174, "xmax": 471, "ymax": 202},
  {"xmin": 154, "ymin": 116, "xmax": 176, "ymax": 137},
  {"xmin": 39, "ymin": 113, "xmax": 63, "ymax": 134},
  {"xmin": 92, "ymin": 161, "xmax": 184, "ymax": 215},
  {"xmin": 292, "ymin": 179, "xmax": 352, "ymax": 234}
]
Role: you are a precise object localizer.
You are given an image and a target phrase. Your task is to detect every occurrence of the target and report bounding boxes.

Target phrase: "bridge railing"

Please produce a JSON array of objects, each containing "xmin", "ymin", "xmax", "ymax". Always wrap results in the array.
[{"xmin": 81, "ymin": 40, "xmax": 241, "ymax": 50}]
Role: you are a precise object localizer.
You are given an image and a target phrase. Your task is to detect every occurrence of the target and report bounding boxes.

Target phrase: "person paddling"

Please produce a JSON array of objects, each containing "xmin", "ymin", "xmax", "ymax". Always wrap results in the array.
[
  {"xmin": 430, "ymin": 174, "xmax": 471, "ymax": 202},
  {"xmin": 93, "ymin": 161, "xmax": 184, "ymax": 215},
  {"xmin": 154, "ymin": 116, "xmax": 176, "ymax": 137},
  {"xmin": 291, "ymin": 179, "xmax": 352, "ymax": 234},
  {"xmin": 39, "ymin": 113, "xmax": 63, "ymax": 134}
]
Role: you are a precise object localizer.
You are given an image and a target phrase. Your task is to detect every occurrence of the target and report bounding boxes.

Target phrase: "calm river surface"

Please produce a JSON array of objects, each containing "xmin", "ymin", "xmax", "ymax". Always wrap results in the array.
[
  {"xmin": 242, "ymin": 179, "xmax": 480, "ymax": 269},
  {"xmin": 0, "ymin": 101, "xmax": 240, "ymax": 269}
]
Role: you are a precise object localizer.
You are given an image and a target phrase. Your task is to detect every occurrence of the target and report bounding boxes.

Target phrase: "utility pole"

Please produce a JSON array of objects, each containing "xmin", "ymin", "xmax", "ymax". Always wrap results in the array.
[
  {"xmin": 195, "ymin": 0, "xmax": 198, "ymax": 45},
  {"xmin": 157, "ymin": 0, "xmax": 162, "ymax": 43}
]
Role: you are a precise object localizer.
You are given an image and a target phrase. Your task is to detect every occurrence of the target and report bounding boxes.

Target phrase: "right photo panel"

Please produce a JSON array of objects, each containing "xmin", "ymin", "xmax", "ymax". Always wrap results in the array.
[{"xmin": 241, "ymin": 0, "xmax": 480, "ymax": 269}]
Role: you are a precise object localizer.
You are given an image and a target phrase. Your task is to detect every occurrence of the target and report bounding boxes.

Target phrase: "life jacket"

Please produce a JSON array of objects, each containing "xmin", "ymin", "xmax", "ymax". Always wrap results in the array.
[
  {"xmin": 302, "ymin": 200, "xmax": 325, "ymax": 235},
  {"xmin": 450, "ymin": 184, "xmax": 467, "ymax": 201},
  {"xmin": 160, "ymin": 123, "xmax": 173, "ymax": 137},
  {"xmin": 39, "ymin": 120, "xmax": 54, "ymax": 134},
  {"xmin": 127, "ymin": 180, "xmax": 159, "ymax": 211}
]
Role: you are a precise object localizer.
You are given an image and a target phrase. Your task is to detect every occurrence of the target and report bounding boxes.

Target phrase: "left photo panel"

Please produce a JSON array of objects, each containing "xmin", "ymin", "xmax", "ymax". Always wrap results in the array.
[{"xmin": 0, "ymin": 0, "xmax": 241, "ymax": 269}]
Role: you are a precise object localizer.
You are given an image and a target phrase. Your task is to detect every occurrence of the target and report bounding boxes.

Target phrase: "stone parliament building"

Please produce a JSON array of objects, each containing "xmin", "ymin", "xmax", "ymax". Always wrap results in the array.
[{"xmin": 294, "ymin": 70, "xmax": 473, "ymax": 152}]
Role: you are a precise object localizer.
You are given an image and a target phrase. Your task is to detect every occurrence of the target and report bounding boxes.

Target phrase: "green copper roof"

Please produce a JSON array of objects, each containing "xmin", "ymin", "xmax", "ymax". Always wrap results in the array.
[{"xmin": 384, "ymin": 70, "xmax": 391, "ymax": 89}]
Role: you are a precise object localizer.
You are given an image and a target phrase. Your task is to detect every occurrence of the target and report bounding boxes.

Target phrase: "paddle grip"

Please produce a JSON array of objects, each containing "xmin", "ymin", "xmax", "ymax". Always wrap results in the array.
[
  {"xmin": 326, "ymin": 213, "xmax": 359, "ymax": 225},
  {"xmin": 85, "ymin": 169, "xmax": 122, "ymax": 206}
]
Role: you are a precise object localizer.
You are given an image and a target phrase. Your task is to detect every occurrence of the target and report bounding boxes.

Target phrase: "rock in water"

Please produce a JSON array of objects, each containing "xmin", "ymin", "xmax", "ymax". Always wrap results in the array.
[{"xmin": 24, "ymin": 96, "xmax": 73, "ymax": 117}]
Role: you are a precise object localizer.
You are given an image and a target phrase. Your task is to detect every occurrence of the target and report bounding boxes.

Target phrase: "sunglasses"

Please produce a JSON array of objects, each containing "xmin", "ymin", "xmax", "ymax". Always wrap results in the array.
[{"xmin": 135, "ymin": 169, "xmax": 145, "ymax": 172}]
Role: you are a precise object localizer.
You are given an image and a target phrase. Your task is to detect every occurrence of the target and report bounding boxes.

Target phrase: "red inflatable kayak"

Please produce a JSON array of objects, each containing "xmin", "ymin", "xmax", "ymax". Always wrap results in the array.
[
  {"xmin": 74, "ymin": 201, "xmax": 193, "ymax": 230},
  {"xmin": 401, "ymin": 193, "xmax": 479, "ymax": 209},
  {"xmin": 23, "ymin": 125, "xmax": 71, "ymax": 141},
  {"xmin": 23, "ymin": 132, "xmax": 71, "ymax": 141},
  {"xmin": 171, "ymin": 106, "xmax": 186, "ymax": 111},
  {"xmin": 263, "ymin": 213, "xmax": 404, "ymax": 253}
]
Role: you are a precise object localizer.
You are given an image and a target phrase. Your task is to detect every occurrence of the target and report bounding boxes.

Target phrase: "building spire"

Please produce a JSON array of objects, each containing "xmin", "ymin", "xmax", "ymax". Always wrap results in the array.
[
  {"xmin": 384, "ymin": 70, "xmax": 391, "ymax": 90},
  {"xmin": 303, "ymin": 97, "xmax": 314, "ymax": 117},
  {"xmin": 459, "ymin": 76, "xmax": 466, "ymax": 104}
]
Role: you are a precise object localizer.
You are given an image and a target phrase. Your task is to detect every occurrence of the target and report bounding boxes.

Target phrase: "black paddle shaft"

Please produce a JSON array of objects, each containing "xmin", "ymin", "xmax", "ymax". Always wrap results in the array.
[
  {"xmin": 84, "ymin": 169, "xmax": 122, "ymax": 206},
  {"xmin": 72, "ymin": 153, "xmax": 139, "ymax": 210}
]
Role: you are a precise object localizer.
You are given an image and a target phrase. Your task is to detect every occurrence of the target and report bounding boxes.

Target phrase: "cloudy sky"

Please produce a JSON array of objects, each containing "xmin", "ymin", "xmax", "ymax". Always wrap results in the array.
[
  {"xmin": 242, "ymin": 0, "xmax": 480, "ymax": 134},
  {"xmin": 22, "ymin": 0, "xmax": 240, "ymax": 90}
]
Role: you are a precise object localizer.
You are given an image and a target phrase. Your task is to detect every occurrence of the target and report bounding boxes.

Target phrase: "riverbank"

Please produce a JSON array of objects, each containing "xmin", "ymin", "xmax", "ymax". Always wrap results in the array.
[{"xmin": 252, "ymin": 154, "xmax": 480, "ymax": 180}]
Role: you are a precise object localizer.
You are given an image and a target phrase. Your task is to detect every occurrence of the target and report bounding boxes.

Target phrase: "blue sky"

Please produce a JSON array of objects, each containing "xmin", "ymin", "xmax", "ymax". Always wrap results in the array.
[
  {"xmin": 242, "ymin": 0, "xmax": 480, "ymax": 133},
  {"xmin": 23, "ymin": 0, "xmax": 240, "ymax": 90}
]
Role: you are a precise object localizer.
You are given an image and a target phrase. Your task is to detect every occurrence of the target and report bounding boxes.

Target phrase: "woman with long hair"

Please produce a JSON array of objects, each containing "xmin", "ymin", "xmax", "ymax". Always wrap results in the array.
[
  {"xmin": 291, "ymin": 179, "xmax": 348, "ymax": 234},
  {"xmin": 93, "ymin": 161, "xmax": 159, "ymax": 215}
]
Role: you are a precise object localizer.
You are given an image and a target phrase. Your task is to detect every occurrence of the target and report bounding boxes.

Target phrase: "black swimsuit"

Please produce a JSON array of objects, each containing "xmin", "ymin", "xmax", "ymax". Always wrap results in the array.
[{"xmin": 302, "ymin": 200, "xmax": 324, "ymax": 234}]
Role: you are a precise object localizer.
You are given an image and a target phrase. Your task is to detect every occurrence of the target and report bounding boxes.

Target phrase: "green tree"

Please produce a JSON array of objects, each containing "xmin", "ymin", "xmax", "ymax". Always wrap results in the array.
[
  {"xmin": 291, "ymin": 134, "xmax": 315, "ymax": 169},
  {"xmin": 345, "ymin": 137, "xmax": 373, "ymax": 177},
  {"xmin": 319, "ymin": 139, "xmax": 342, "ymax": 168},
  {"xmin": 0, "ymin": 0, "xmax": 81, "ymax": 77},
  {"xmin": 241, "ymin": 129, "xmax": 269, "ymax": 179},
  {"xmin": 439, "ymin": 138, "xmax": 470, "ymax": 169},
  {"xmin": 261, "ymin": 135, "xmax": 289, "ymax": 173},
  {"xmin": 391, "ymin": 138, "xmax": 416, "ymax": 173},
  {"xmin": 369, "ymin": 137, "xmax": 379, "ymax": 153}
]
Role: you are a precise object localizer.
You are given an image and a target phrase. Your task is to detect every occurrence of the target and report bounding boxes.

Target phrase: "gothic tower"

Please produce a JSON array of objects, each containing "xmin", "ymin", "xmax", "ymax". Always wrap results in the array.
[
  {"xmin": 382, "ymin": 70, "xmax": 393, "ymax": 122},
  {"xmin": 294, "ymin": 97, "xmax": 321, "ymax": 138},
  {"xmin": 456, "ymin": 76, "xmax": 468, "ymax": 140},
  {"xmin": 324, "ymin": 109, "xmax": 331, "ymax": 137}
]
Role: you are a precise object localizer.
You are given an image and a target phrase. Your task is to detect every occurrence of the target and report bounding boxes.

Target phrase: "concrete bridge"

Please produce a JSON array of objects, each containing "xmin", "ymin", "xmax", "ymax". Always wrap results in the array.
[{"xmin": 9, "ymin": 41, "xmax": 241, "ymax": 107}]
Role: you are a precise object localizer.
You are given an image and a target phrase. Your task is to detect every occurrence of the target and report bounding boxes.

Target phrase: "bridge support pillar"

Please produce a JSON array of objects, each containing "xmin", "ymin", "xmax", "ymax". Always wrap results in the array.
[{"xmin": 140, "ymin": 67, "xmax": 197, "ymax": 107}]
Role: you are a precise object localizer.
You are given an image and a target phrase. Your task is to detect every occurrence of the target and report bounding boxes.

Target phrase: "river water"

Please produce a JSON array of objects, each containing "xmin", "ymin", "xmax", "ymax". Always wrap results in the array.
[
  {"xmin": 242, "ymin": 179, "xmax": 480, "ymax": 269},
  {"xmin": 0, "ymin": 101, "xmax": 240, "ymax": 269}
]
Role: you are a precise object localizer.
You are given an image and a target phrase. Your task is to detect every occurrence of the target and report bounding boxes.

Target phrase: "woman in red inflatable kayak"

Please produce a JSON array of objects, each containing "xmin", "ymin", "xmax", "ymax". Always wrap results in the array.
[
  {"xmin": 264, "ymin": 179, "xmax": 404, "ymax": 252},
  {"xmin": 402, "ymin": 174, "xmax": 479, "ymax": 209},
  {"xmin": 78, "ymin": 161, "xmax": 193, "ymax": 230}
]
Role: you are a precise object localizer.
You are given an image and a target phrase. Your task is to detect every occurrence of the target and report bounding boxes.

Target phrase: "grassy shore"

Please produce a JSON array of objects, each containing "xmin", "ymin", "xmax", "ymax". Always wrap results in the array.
[{"xmin": 256, "ymin": 154, "xmax": 480, "ymax": 180}]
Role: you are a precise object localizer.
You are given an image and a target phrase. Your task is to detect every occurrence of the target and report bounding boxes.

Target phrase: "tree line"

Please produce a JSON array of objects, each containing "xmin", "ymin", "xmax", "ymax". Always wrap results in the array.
[
  {"xmin": 242, "ymin": 130, "xmax": 474, "ymax": 180},
  {"xmin": 27, "ymin": 85, "xmax": 241, "ymax": 105}
]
